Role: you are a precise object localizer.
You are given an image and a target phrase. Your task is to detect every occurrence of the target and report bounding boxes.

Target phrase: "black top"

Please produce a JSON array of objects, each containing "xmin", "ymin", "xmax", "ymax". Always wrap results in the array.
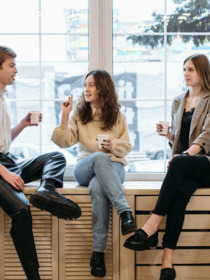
[{"xmin": 180, "ymin": 108, "xmax": 195, "ymax": 151}]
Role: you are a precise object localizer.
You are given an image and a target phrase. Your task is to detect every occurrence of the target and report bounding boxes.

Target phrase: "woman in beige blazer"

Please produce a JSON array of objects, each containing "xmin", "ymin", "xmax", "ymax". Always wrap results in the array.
[{"xmin": 124, "ymin": 53, "xmax": 210, "ymax": 280}]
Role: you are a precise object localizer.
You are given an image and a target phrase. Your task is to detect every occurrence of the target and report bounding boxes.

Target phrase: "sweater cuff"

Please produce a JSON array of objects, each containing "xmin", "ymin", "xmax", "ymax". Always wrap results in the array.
[{"xmin": 59, "ymin": 123, "xmax": 69, "ymax": 131}]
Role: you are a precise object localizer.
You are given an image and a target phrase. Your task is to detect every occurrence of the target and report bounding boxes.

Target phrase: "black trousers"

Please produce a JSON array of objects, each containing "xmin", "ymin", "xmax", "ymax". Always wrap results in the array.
[
  {"xmin": 153, "ymin": 155, "xmax": 210, "ymax": 249},
  {"xmin": 0, "ymin": 152, "xmax": 66, "ymax": 271}
]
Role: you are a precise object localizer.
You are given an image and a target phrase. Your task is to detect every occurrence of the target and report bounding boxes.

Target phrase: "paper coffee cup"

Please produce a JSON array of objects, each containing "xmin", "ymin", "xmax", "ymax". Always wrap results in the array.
[
  {"xmin": 30, "ymin": 111, "xmax": 41, "ymax": 124},
  {"xmin": 98, "ymin": 135, "xmax": 109, "ymax": 149},
  {"xmin": 159, "ymin": 121, "xmax": 169, "ymax": 135}
]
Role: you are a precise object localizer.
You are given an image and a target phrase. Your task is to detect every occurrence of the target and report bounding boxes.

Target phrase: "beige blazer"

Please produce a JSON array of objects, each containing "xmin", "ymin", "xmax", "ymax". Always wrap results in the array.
[{"xmin": 170, "ymin": 90, "xmax": 210, "ymax": 162}]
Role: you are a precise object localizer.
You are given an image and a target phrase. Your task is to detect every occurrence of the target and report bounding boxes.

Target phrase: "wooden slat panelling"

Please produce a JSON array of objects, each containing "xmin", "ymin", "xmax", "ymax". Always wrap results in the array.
[
  {"xmin": 1, "ymin": 197, "xmax": 58, "ymax": 280},
  {"xmin": 137, "ymin": 214, "xmax": 210, "ymax": 230},
  {"xmin": 134, "ymin": 193, "xmax": 210, "ymax": 280},
  {"xmin": 1, "ymin": 184, "xmax": 210, "ymax": 280},
  {"xmin": 136, "ymin": 249, "xmax": 210, "ymax": 264},
  {"xmin": 136, "ymin": 266, "xmax": 210, "ymax": 280},
  {"xmin": 59, "ymin": 195, "xmax": 113, "ymax": 280},
  {"xmin": 129, "ymin": 230, "xmax": 210, "ymax": 248},
  {"xmin": 136, "ymin": 196, "xmax": 210, "ymax": 211}
]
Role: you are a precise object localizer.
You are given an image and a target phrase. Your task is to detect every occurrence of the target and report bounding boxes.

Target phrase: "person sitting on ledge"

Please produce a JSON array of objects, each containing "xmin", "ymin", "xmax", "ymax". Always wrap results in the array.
[
  {"xmin": 0, "ymin": 45, "xmax": 81, "ymax": 280},
  {"xmin": 51, "ymin": 69, "xmax": 137, "ymax": 278},
  {"xmin": 124, "ymin": 53, "xmax": 210, "ymax": 280}
]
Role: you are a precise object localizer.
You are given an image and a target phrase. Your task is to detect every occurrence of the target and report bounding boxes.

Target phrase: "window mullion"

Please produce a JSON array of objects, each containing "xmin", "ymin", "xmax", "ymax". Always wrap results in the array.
[{"xmin": 89, "ymin": 0, "xmax": 112, "ymax": 74}]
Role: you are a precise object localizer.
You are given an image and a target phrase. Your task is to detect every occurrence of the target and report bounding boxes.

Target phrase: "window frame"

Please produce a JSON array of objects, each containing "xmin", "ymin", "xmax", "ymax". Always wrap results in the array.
[{"xmin": 1, "ymin": 0, "xmax": 209, "ymax": 181}]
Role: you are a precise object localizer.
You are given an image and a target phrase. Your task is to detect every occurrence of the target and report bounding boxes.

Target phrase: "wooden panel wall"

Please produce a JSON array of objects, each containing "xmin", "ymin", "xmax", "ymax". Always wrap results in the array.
[
  {"xmin": 1, "ymin": 185, "xmax": 209, "ymax": 280},
  {"xmin": 59, "ymin": 195, "xmax": 114, "ymax": 280},
  {"xmin": 0, "ymin": 197, "xmax": 58, "ymax": 280},
  {"xmin": 135, "ymin": 195, "xmax": 210, "ymax": 280},
  {"xmin": 0, "ymin": 192, "xmax": 118, "ymax": 280}
]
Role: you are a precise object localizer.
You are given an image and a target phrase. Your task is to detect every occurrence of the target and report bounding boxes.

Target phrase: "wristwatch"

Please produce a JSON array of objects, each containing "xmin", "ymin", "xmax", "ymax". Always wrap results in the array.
[{"xmin": 181, "ymin": 151, "xmax": 190, "ymax": 156}]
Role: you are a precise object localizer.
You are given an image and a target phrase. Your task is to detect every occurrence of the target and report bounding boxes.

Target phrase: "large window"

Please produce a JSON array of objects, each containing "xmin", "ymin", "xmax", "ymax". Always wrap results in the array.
[
  {"xmin": 1, "ymin": 0, "xmax": 89, "ymax": 169},
  {"xmin": 113, "ymin": 0, "xmax": 210, "ymax": 174},
  {"xmin": 1, "ymin": 0, "xmax": 209, "ymax": 178}
]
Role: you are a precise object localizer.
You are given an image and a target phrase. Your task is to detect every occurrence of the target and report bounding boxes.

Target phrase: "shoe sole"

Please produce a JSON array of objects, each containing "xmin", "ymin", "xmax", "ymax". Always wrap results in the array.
[
  {"xmin": 122, "ymin": 223, "xmax": 138, "ymax": 236},
  {"xmin": 90, "ymin": 261, "xmax": 106, "ymax": 278},
  {"xmin": 30, "ymin": 193, "xmax": 81, "ymax": 220},
  {"xmin": 123, "ymin": 238, "xmax": 158, "ymax": 251},
  {"xmin": 90, "ymin": 268, "xmax": 106, "ymax": 278}
]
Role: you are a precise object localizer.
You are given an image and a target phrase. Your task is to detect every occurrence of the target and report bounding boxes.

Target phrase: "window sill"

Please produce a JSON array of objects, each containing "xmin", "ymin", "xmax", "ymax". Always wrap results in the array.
[{"xmin": 63, "ymin": 166, "xmax": 166, "ymax": 181}]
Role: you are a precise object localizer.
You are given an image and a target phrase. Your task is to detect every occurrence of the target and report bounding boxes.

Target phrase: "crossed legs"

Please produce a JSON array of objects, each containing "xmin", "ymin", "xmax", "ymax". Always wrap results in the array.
[{"xmin": 124, "ymin": 156, "xmax": 210, "ymax": 277}]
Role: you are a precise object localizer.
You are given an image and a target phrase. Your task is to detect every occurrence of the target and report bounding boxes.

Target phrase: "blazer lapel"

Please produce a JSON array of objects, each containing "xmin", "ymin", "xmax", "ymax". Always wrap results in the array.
[
  {"xmin": 190, "ymin": 91, "xmax": 210, "ymax": 136},
  {"xmin": 175, "ymin": 93, "xmax": 187, "ymax": 137}
]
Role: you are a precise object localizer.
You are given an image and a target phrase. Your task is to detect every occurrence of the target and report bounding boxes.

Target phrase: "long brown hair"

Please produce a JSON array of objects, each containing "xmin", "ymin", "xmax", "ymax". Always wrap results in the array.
[
  {"xmin": 184, "ymin": 54, "xmax": 210, "ymax": 91},
  {"xmin": 76, "ymin": 70, "xmax": 121, "ymax": 130}
]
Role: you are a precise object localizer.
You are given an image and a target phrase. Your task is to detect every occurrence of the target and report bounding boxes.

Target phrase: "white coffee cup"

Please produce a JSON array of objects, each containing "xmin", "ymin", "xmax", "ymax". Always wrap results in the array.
[
  {"xmin": 159, "ymin": 121, "xmax": 169, "ymax": 135},
  {"xmin": 97, "ymin": 135, "xmax": 109, "ymax": 149},
  {"xmin": 30, "ymin": 111, "xmax": 41, "ymax": 124}
]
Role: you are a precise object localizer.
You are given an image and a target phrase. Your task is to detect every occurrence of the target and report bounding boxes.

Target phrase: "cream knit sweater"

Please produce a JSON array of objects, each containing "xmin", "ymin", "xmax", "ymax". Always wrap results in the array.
[{"xmin": 51, "ymin": 110, "xmax": 132, "ymax": 165}]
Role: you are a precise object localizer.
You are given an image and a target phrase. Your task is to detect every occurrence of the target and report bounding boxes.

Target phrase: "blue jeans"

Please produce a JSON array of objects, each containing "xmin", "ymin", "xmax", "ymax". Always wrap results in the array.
[{"xmin": 74, "ymin": 152, "xmax": 131, "ymax": 252}]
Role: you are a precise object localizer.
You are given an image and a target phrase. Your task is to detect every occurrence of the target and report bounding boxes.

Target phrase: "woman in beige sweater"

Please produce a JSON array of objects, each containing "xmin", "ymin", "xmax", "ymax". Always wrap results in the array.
[{"xmin": 51, "ymin": 70, "xmax": 137, "ymax": 278}]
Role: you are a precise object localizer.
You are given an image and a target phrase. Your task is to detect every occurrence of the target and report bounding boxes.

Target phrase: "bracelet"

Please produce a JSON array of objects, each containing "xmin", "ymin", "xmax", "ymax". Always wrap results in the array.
[{"xmin": 181, "ymin": 151, "xmax": 190, "ymax": 156}]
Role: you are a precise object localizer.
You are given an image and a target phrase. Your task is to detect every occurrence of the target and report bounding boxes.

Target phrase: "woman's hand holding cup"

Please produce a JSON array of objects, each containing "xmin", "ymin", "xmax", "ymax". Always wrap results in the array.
[
  {"xmin": 97, "ymin": 135, "xmax": 112, "ymax": 150},
  {"xmin": 156, "ymin": 121, "xmax": 170, "ymax": 136}
]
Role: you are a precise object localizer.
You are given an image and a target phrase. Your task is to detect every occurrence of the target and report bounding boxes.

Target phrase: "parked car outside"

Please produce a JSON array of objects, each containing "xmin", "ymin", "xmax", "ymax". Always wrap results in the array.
[
  {"xmin": 9, "ymin": 143, "xmax": 76, "ymax": 166},
  {"xmin": 146, "ymin": 146, "xmax": 172, "ymax": 160},
  {"xmin": 10, "ymin": 144, "xmax": 40, "ymax": 159}
]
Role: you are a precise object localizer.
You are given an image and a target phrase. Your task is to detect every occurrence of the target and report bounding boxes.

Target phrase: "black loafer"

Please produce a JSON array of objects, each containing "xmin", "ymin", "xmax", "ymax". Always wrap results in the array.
[
  {"xmin": 30, "ymin": 189, "xmax": 81, "ymax": 220},
  {"xmin": 123, "ymin": 228, "xmax": 158, "ymax": 251},
  {"xmin": 90, "ymin": 252, "xmax": 106, "ymax": 278},
  {"xmin": 120, "ymin": 211, "xmax": 137, "ymax": 235},
  {"xmin": 159, "ymin": 267, "xmax": 176, "ymax": 280}
]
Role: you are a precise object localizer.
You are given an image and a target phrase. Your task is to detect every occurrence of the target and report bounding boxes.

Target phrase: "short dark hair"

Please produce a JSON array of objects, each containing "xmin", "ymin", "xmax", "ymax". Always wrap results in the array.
[{"xmin": 0, "ymin": 46, "xmax": 16, "ymax": 68}]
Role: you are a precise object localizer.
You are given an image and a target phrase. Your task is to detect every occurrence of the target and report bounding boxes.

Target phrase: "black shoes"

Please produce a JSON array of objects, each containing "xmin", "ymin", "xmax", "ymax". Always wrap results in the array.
[
  {"xmin": 90, "ymin": 252, "xmax": 106, "ymax": 278},
  {"xmin": 120, "ymin": 211, "xmax": 137, "ymax": 235},
  {"xmin": 30, "ymin": 180, "xmax": 81, "ymax": 220},
  {"xmin": 159, "ymin": 267, "xmax": 176, "ymax": 280},
  {"xmin": 123, "ymin": 228, "xmax": 158, "ymax": 250}
]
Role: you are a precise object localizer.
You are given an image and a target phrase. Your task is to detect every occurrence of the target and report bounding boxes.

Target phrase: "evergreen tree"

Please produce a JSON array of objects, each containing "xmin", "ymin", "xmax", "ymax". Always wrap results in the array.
[{"xmin": 127, "ymin": 0, "xmax": 210, "ymax": 48}]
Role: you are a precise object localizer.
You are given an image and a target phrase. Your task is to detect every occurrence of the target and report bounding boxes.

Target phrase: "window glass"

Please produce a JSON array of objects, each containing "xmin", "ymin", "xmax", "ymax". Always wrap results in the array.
[
  {"xmin": 41, "ymin": 101, "xmax": 77, "ymax": 167},
  {"xmin": 41, "ymin": 35, "xmax": 88, "ymax": 62},
  {"xmin": 113, "ymin": 36, "xmax": 165, "ymax": 100},
  {"xmin": 42, "ymin": 0, "xmax": 88, "ymax": 33},
  {"xmin": 0, "ymin": 0, "xmax": 39, "ymax": 33},
  {"xmin": 0, "ymin": 36, "xmax": 40, "ymax": 62},
  {"xmin": 167, "ymin": 36, "xmax": 210, "ymax": 100},
  {"xmin": 41, "ymin": 63, "xmax": 85, "ymax": 100},
  {"xmin": 1, "ymin": 0, "xmax": 209, "ymax": 175},
  {"xmin": 10, "ymin": 101, "xmax": 41, "ymax": 157},
  {"xmin": 1, "ymin": 0, "xmax": 89, "ymax": 167},
  {"xmin": 166, "ymin": 0, "xmax": 210, "ymax": 33},
  {"xmin": 113, "ymin": 0, "xmax": 164, "ymax": 34},
  {"xmin": 113, "ymin": 0, "xmax": 210, "ymax": 173}
]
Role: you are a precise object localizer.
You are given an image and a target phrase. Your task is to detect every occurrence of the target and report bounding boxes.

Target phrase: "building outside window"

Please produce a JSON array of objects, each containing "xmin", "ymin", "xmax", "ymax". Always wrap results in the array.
[{"xmin": 0, "ymin": 0, "xmax": 209, "ymax": 179}]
